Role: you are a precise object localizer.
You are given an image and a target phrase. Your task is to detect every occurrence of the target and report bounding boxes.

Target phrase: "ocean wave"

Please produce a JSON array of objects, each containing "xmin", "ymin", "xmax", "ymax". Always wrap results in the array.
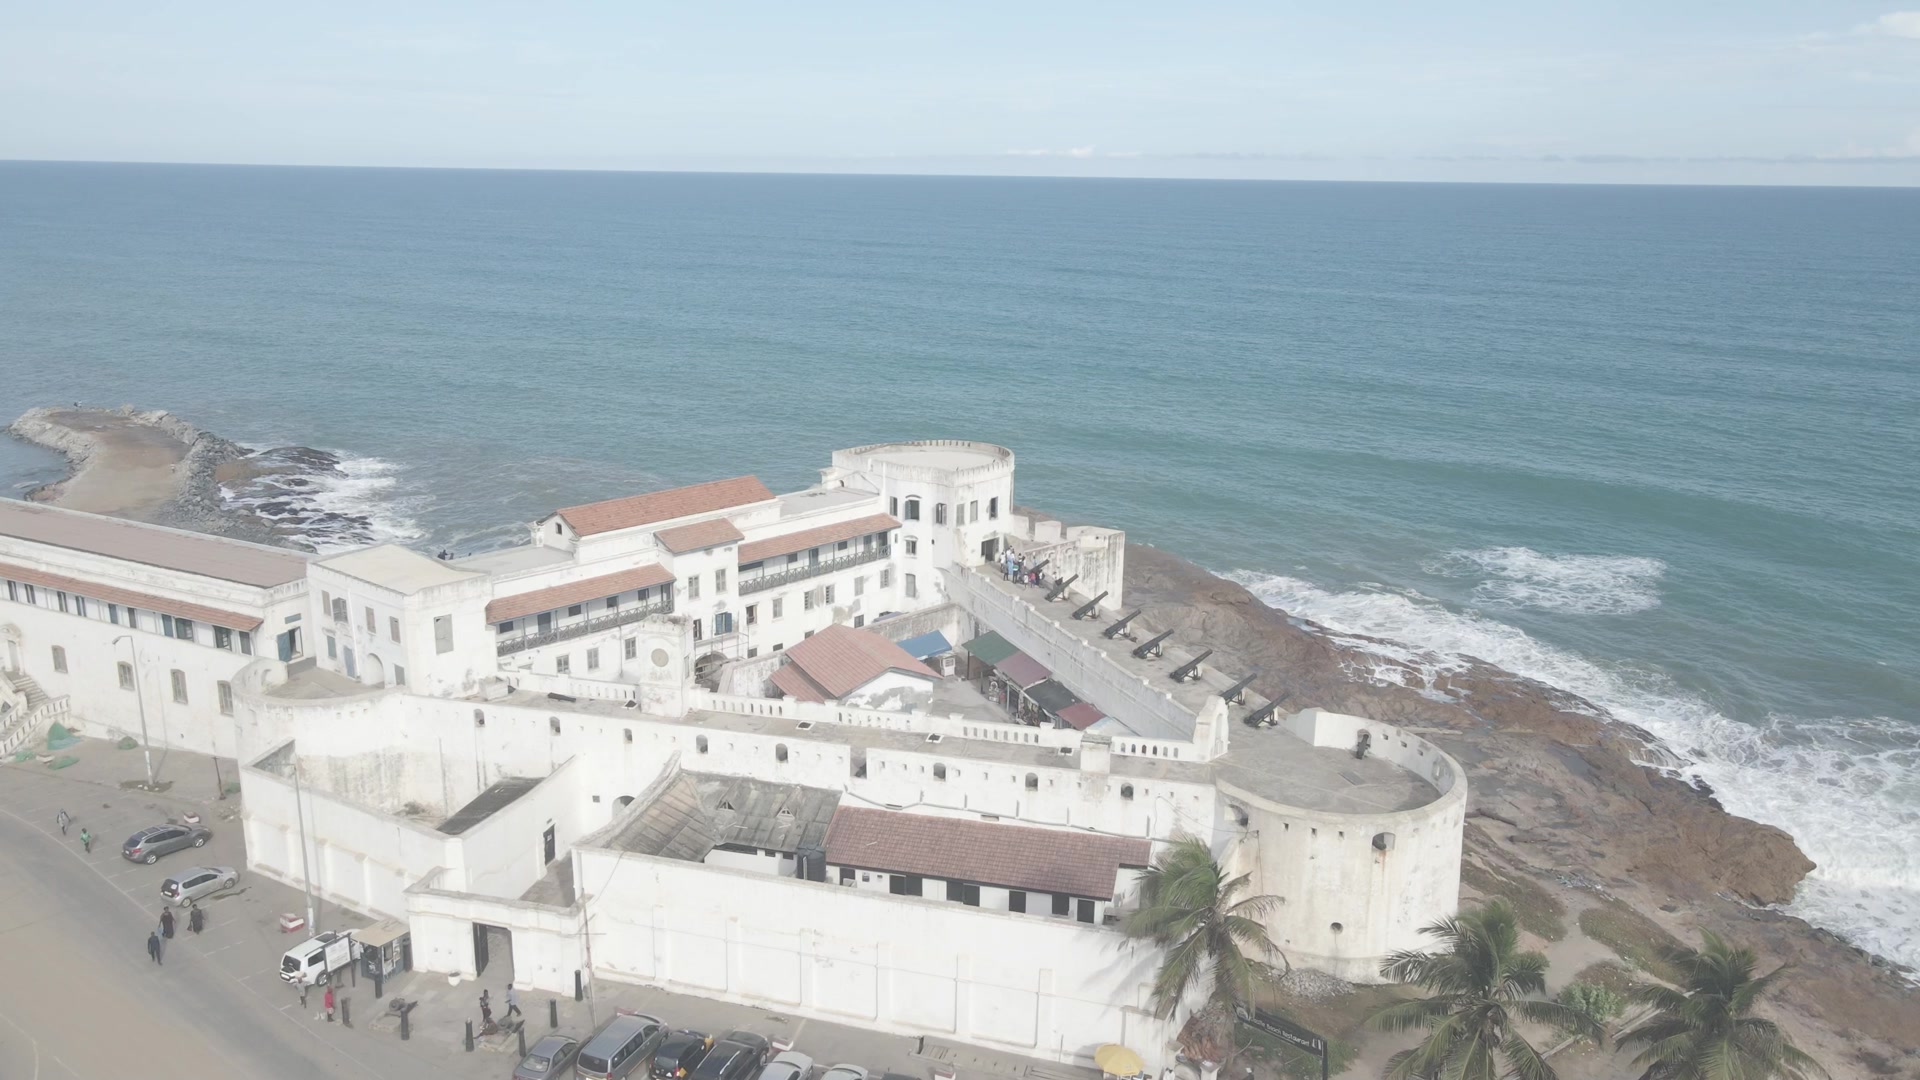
[
  {"xmin": 1423, "ymin": 546, "xmax": 1667, "ymax": 614},
  {"xmin": 1228, "ymin": 569, "xmax": 1920, "ymax": 971},
  {"xmin": 219, "ymin": 448, "xmax": 426, "ymax": 554}
]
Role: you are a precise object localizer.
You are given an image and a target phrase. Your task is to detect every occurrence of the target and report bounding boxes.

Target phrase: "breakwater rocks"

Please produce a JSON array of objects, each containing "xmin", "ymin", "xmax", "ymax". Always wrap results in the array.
[{"xmin": 9, "ymin": 406, "xmax": 385, "ymax": 551}]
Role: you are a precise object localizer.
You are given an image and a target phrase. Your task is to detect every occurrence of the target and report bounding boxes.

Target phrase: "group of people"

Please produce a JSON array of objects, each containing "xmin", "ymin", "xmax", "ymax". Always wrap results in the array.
[
  {"xmin": 477, "ymin": 984, "xmax": 524, "ymax": 1033},
  {"xmin": 144, "ymin": 902, "xmax": 207, "ymax": 965},
  {"xmin": 55, "ymin": 808, "xmax": 93, "ymax": 854},
  {"xmin": 1002, "ymin": 550, "xmax": 1050, "ymax": 588}
]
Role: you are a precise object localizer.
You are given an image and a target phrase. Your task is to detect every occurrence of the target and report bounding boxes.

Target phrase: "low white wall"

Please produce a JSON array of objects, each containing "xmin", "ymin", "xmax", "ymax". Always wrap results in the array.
[
  {"xmin": 408, "ymin": 872, "xmax": 587, "ymax": 995},
  {"xmin": 456, "ymin": 755, "xmax": 592, "ymax": 901},
  {"xmin": 576, "ymin": 845, "xmax": 1178, "ymax": 1070}
]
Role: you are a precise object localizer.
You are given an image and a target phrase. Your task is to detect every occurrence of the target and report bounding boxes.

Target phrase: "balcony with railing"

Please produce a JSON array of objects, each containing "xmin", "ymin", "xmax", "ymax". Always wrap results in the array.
[
  {"xmin": 496, "ymin": 595, "xmax": 675, "ymax": 656},
  {"xmin": 739, "ymin": 544, "xmax": 889, "ymax": 595}
]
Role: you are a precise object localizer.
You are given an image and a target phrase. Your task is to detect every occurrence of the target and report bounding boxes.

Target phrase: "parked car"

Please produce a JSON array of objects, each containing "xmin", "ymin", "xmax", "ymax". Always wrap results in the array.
[
  {"xmin": 160, "ymin": 865, "xmax": 237, "ymax": 905},
  {"xmin": 515, "ymin": 1034, "xmax": 582, "ymax": 1080},
  {"xmin": 757, "ymin": 1051, "xmax": 814, "ymax": 1080},
  {"xmin": 820, "ymin": 1066, "xmax": 869, "ymax": 1080},
  {"xmin": 690, "ymin": 1033, "xmax": 771, "ymax": 1080},
  {"xmin": 122, "ymin": 823, "xmax": 211, "ymax": 864},
  {"xmin": 652, "ymin": 1030, "xmax": 716, "ymax": 1079},
  {"xmin": 577, "ymin": 1012, "xmax": 667, "ymax": 1080}
]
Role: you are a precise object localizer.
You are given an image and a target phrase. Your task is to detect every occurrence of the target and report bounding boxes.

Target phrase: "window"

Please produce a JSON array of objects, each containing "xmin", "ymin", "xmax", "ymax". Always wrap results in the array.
[
  {"xmin": 22, "ymin": 584, "xmax": 35, "ymax": 604},
  {"xmin": 109, "ymin": 603, "xmax": 120, "ymax": 625},
  {"xmin": 771, "ymin": 597, "xmax": 784, "ymax": 619},
  {"xmin": 51, "ymin": 646, "xmax": 67, "ymax": 673},
  {"xmin": 170, "ymin": 669, "xmax": 188, "ymax": 704},
  {"xmin": 587, "ymin": 647, "xmax": 600, "ymax": 671},
  {"xmin": 174, "ymin": 618, "xmax": 194, "ymax": 641},
  {"xmin": 853, "ymin": 615, "xmax": 865, "ymax": 628},
  {"xmin": 746, "ymin": 604, "xmax": 758, "ymax": 626},
  {"xmin": 118, "ymin": 661, "xmax": 134, "ymax": 690},
  {"xmin": 76, "ymin": 596, "xmax": 88, "ymax": 617},
  {"xmin": 239, "ymin": 631, "xmax": 253, "ymax": 655},
  {"xmin": 686, "ymin": 576, "xmax": 700, "ymax": 600},
  {"xmin": 217, "ymin": 681, "xmax": 234, "ymax": 716},
  {"xmin": 1121, "ymin": 784, "xmax": 1135, "ymax": 799},
  {"xmin": 880, "ymin": 567, "xmax": 892, "ymax": 588},
  {"xmin": 326, "ymin": 633, "xmax": 338, "ymax": 659},
  {"xmin": 696, "ymin": 735, "xmax": 709, "ymax": 754},
  {"xmin": 905, "ymin": 573, "xmax": 918, "ymax": 599},
  {"xmin": 3, "ymin": 580, "xmax": 12, "ymax": 601},
  {"xmin": 969, "ymin": 500, "xmax": 979, "ymax": 523},
  {"xmin": 567, "ymin": 604, "xmax": 583, "ymax": 617},
  {"xmin": 889, "ymin": 496, "xmax": 899, "ymax": 516},
  {"xmin": 215, "ymin": 627, "xmax": 234, "ymax": 651},
  {"xmin": 1025, "ymin": 773, "xmax": 1038, "ymax": 790},
  {"xmin": 904, "ymin": 538, "xmax": 917, "ymax": 557},
  {"xmin": 946, "ymin": 881, "xmax": 981, "ymax": 906},
  {"xmin": 1052, "ymin": 893, "xmax": 1071, "ymax": 917},
  {"xmin": 365, "ymin": 606, "xmax": 377, "ymax": 632},
  {"xmin": 746, "ymin": 647, "xmax": 758, "ymax": 658},
  {"xmin": 823, "ymin": 584, "xmax": 835, "ymax": 604},
  {"xmin": 1009, "ymin": 890, "xmax": 1027, "ymax": 913},
  {"xmin": 989, "ymin": 496, "xmax": 999, "ymax": 519},
  {"xmin": 394, "ymin": 665, "xmax": 406, "ymax": 686},
  {"xmin": 772, "ymin": 643, "xmax": 783, "ymax": 652},
  {"xmin": 389, "ymin": 617, "xmax": 401, "ymax": 642},
  {"xmin": 715, "ymin": 611, "xmax": 733, "ymax": 635},
  {"xmin": 433, "ymin": 616, "xmax": 453, "ymax": 654},
  {"xmin": 57, "ymin": 591, "xmax": 69, "ymax": 613},
  {"xmin": 888, "ymin": 875, "xmax": 924, "ymax": 897},
  {"xmin": 903, "ymin": 497, "xmax": 920, "ymax": 521},
  {"xmin": 606, "ymin": 595, "xmax": 619, "ymax": 610},
  {"xmin": 932, "ymin": 763, "xmax": 947, "ymax": 780},
  {"xmin": 854, "ymin": 576, "xmax": 865, "ymax": 597},
  {"xmin": 775, "ymin": 744, "xmax": 788, "ymax": 763},
  {"xmin": 161, "ymin": 613, "xmax": 175, "ymax": 637},
  {"xmin": 556, "ymin": 655, "xmax": 571, "ymax": 674},
  {"xmin": 715, "ymin": 569, "xmax": 727, "ymax": 592},
  {"xmin": 331, "ymin": 597, "xmax": 347, "ymax": 623},
  {"xmin": 934, "ymin": 503, "xmax": 947, "ymax": 525},
  {"xmin": 321, "ymin": 590, "xmax": 331, "ymax": 616},
  {"xmin": 498, "ymin": 621, "xmax": 514, "ymax": 634},
  {"xmin": 803, "ymin": 591, "xmax": 815, "ymax": 612},
  {"xmin": 624, "ymin": 637, "xmax": 637, "ymax": 660},
  {"xmin": 1077, "ymin": 899, "xmax": 1095, "ymax": 924}
]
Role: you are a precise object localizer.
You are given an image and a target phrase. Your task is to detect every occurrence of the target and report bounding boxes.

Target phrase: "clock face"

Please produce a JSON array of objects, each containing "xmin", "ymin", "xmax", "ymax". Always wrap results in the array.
[{"xmin": 651, "ymin": 648, "xmax": 670, "ymax": 669}]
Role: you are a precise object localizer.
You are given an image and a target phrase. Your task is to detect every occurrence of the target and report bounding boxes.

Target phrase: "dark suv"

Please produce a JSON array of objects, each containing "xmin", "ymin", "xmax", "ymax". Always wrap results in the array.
[
  {"xmin": 123, "ymin": 823, "xmax": 212, "ymax": 864},
  {"xmin": 690, "ymin": 1032, "xmax": 771, "ymax": 1080},
  {"xmin": 652, "ymin": 1030, "xmax": 716, "ymax": 1079}
]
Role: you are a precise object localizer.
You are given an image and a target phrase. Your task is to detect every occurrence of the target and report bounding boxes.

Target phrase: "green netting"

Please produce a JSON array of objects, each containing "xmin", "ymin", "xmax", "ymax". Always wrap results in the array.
[
  {"xmin": 46, "ymin": 723, "xmax": 81, "ymax": 750},
  {"xmin": 46, "ymin": 755, "xmax": 79, "ymax": 769}
]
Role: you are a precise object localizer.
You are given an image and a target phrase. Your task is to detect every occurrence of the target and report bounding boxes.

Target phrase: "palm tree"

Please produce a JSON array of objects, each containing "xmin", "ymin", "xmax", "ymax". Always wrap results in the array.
[
  {"xmin": 1122, "ymin": 834, "xmax": 1284, "ymax": 1022},
  {"xmin": 1367, "ymin": 899, "xmax": 1601, "ymax": 1080},
  {"xmin": 1616, "ymin": 933, "xmax": 1828, "ymax": 1080}
]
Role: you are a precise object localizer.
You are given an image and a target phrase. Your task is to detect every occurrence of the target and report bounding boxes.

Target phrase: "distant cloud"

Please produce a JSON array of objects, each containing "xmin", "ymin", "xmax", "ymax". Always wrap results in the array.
[
  {"xmin": 1865, "ymin": 11, "xmax": 1920, "ymax": 38},
  {"xmin": 1004, "ymin": 146, "xmax": 1099, "ymax": 159}
]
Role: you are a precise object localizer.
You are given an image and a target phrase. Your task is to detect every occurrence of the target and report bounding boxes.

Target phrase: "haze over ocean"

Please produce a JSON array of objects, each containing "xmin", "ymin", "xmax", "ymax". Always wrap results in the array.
[{"xmin": 2, "ymin": 161, "xmax": 1916, "ymax": 965}]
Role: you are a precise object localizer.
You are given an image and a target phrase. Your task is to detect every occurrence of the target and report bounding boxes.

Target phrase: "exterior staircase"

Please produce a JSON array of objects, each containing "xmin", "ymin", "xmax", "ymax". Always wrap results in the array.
[{"xmin": 1, "ymin": 670, "xmax": 71, "ymax": 758}]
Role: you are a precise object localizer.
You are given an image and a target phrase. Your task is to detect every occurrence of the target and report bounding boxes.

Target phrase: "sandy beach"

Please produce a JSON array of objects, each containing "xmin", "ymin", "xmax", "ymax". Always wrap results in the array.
[{"xmin": 10, "ymin": 406, "xmax": 193, "ymax": 520}]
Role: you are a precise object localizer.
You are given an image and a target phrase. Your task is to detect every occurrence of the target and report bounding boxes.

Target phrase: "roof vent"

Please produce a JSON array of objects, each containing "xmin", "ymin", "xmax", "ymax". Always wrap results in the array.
[
  {"xmin": 1058, "ymin": 746, "xmax": 1074, "ymax": 755},
  {"xmin": 776, "ymin": 808, "xmax": 795, "ymax": 822},
  {"xmin": 925, "ymin": 734, "xmax": 944, "ymax": 744},
  {"xmin": 718, "ymin": 799, "xmax": 734, "ymax": 811},
  {"xmin": 796, "ymin": 720, "xmax": 815, "ymax": 731}
]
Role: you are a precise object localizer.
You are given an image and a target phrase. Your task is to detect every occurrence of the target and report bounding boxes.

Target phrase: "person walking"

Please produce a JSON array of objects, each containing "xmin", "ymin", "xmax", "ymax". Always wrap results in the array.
[
  {"xmin": 504, "ymin": 983, "xmax": 522, "ymax": 1019},
  {"xmin": 56, "ymin": 809, "xmax": 70, "ymax": 835},
  {"xmin": 188, "ymin": 905, "xmax": 205, "ymax": 934},
  {"xmin": 323, "ymin": 985, "xmax": 335, "ymax": 1023},
  {"xmin": 159, "ymin": 907, "xmax": 175, "ymax": 939},
  {"xmin": 479, "ymin": 989, "xmax": 493, "ymax": 1028},
  {"xmin": 147, "ymin": 930, "xmax": 162, "ymax": 965},
  {"xmin": 79, "ymin": 827, "xmax": 92, "ymax": 853}
]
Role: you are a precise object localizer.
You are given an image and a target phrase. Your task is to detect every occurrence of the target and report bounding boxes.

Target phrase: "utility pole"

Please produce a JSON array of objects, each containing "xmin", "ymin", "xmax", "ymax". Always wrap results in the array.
[
  {"xmin": 292, "ymin": 759, "xmax": 318, "ymax": 931},
  {"xmin": 112, "ymin": 636, "xmax": 155, "ymax": 789}
]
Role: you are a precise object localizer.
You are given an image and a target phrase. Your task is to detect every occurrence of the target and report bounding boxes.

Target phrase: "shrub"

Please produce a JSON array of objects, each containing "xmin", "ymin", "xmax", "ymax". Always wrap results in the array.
[{"xmin": 1556, "ymin": 982, "xmax": 1625, "ymax": 1040}]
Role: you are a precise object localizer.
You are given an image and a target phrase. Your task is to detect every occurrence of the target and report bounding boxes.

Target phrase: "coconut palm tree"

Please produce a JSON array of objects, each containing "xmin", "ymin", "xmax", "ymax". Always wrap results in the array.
[
  {"xmin": 1616, "ymin": 933, "xmax": 1828, "ymax": 1080},
  {"xmin": 1122, "ymin": 834, "xmax": 1284, "ymax": 1022},
  {"xmin": 1367, "ymin": 899, "xmax": 1601, "ymax": 1080}
]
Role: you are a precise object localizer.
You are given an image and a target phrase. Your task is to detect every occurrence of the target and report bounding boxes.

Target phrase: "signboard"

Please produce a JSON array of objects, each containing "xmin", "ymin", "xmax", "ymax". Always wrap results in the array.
[{"xmin": 1237, "ymin": 1007, "xmax": 1328, "ymax": 1080}]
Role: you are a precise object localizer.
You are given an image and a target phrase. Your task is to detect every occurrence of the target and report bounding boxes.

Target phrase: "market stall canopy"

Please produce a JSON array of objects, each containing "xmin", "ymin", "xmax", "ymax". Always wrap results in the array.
[
  {"xmin": 994, "ymin": 651, "xmax": 1051, "ymax": 689},
  {"xmin": 960, "ymin": 629, "xmax": 1017, "ymax": 666},
  {"xmin": 896, "ymin": 630, "xmax": 952, "ymax": 660}
]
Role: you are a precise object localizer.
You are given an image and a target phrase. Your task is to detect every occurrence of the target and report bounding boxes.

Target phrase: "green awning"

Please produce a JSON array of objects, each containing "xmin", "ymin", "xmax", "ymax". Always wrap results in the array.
[{"xmin": 961, "ymin": 630, "xmax": 1018, "ymax": 666}]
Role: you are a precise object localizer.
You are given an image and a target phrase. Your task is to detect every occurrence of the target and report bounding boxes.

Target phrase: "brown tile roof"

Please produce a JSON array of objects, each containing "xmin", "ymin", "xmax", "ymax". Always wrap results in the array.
[
  {"xmin": 485, "ymin": 563, "xmax": 674, "ymax": 623},
  {"xmin": 824, "ymin": 808, "xmax": 1152, "ymax": 900},
  {"xmin": 554, "ymin": 477, "xmax": 774, "ymax": 537},
  {"xmin": 0, "ymin": 499, "xmax": 309, "ymax": 587},
  {"xmin": 769, "ymin": 664, "xmax": 827, "ymax": 703},
  {"xmin": 1056, "ymin": 702, "xmax": 1107, "ymax": 730},
  {"xmin": 780, "ymin": 624, "xmax": 936, "ymax": 699},
  {"xmin": 993, "ymin": 651, "xmax": 1051, "ymax": 689},
  {"xmin": 654, "ymin": 518, "xmax": 745, "ymax": 554},
  {"xmin": 737, "ymin": 513, "xmax": 900, "ymax": 565},
  {"xmin": 0, "ymin": 560, "xmax": 265, "ymax": 630}
]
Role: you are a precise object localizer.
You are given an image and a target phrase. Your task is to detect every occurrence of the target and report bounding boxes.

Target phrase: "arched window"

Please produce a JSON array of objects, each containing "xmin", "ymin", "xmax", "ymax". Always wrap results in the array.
[
  {"xmin": 934, "ymin": 503, "xmax": 947, "ymax": 525},
  {"xmin": 695, "ymin": 735, "xmax": 709, "ymax": 754},
  {"xmin": 550, "ymin": 717, "xmax": 561, "ymax": 735},
  {"xmin": 903, "ymin": 497, "xmax": 921, "ymax": 521},
  {"xmin": 1120, "ymin": 784, "xmax": 1135, "ymax": 800},
  {"xmin": 623, "ymin": 728, "xmax": 633, "ymax": 743},
  {"xmin": 932, "ymin": 763, "xmax": 947, "ymax": 780},
  {"xmin": 473, "ymin": 709, "xmax": 486, "ymax": 728},
  {"xmin": 1025, "ymin": 773, "xmax": 1039, "ymax": 790},
  {"xmin": 775, "ymin": 744, "xmax": 789, "ymax": 763}
]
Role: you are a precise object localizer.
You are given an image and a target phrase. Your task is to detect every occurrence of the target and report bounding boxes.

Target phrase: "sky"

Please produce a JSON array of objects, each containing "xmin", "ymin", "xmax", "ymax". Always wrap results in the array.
[{"xmin": 3, "ymin": 2, "xmax": 1919, "ymax": 185}]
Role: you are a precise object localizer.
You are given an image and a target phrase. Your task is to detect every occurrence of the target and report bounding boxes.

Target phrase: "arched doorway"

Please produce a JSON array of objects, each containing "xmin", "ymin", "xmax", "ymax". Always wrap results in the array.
[
  {"xmin": 692, "ymin": 651, "xmax": 727, "ymax": 691},
  {"xmin": 1, "ymin": 624, "xmax": 21, "ymax": 673},
  {"xmin": 362, "ymin": 653, "xmax": 386, "ymax": 687}
]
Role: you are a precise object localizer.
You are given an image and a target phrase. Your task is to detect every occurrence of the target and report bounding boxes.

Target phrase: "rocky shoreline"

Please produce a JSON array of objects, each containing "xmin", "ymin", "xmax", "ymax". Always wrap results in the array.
[{"xmin": 11, "ymin": 407, "xmax": 1915, "ymax": 1075}]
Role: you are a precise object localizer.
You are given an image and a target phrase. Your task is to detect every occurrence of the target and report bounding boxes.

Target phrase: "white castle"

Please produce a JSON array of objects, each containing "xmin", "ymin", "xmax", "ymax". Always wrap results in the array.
[{"xmin": 0, "ymin": 440, "xmax": 1464, "ymax": 1070}]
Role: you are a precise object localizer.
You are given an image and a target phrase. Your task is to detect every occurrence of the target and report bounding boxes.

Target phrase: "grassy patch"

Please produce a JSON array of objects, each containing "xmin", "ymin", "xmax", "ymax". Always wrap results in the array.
[
  {"xmin": 1461, "ymin": 862, "xmax": 1567, "ymax": 941},
  {"xmin": 1571, "ymin": 960, "xmax": 1640, "ymax": 997},
  {"xmin": 1578, "ymin": 900, "xmax": 1686, "ymax": 984}
]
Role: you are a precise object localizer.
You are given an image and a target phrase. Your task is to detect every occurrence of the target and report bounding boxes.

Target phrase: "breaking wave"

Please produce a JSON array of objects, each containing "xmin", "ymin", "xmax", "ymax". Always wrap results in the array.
[
  {"xmin": 1229, "ymin": 569, "xmax": 1920, "ymax": 972},
  {"xmin": 1424, "ymin": 546, "xmax": 1667, "ymax": 615},
  {"xmin": 219, "ymin": 448, "xmax": 426, "ymax": 554}
]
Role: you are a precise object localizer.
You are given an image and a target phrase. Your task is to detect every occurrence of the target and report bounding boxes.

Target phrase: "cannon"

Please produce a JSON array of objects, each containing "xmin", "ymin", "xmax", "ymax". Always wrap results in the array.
[
  {"xmin": 1221, "ymin": 671, "xmax": 1258, "ymax": 705},
  {"xmin": 1044, "ymin": 574, "xmax": 1079, "ymax": 602},
  {"xmin": 1071, "ymin": 590, "xmax": 1109, "ymax": 620},
  {"xmin": 1103, "ymin": 610, "xmax": 1142, "ymax": 640},
  {"xmin": 1169, "ymin": 649, "xmax": 1213, "ymax": 683},
  {"xmin": 1132, "ymin": 629, "xmax": 1173, "ymax": 660}
]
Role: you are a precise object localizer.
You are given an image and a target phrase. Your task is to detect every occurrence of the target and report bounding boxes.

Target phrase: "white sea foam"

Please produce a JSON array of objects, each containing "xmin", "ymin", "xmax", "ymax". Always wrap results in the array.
[
  {"xmin": 220, "ymin": 451, "xmax": 427, "ymax": 554},
  {"xmin": 1229, "ymin": 569, "xmax": 1920, "ymax": 971},
  {"xmin": 1424, "ymin": 546, "xmax": 1667, "ymax": 614}
]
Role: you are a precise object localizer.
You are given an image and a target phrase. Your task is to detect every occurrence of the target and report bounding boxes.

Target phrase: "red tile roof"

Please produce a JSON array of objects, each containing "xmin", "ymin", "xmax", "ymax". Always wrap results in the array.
[
  {"xmin": 738, "ymin": 513, "xmax": 900, "ymax": 565},
  {"xmin": 0, "ymin": 560, "xmax": 264, "ymax": 630},
  {"xmin": 486, "ymin": 563, "xmax": 674, "ymax": 623},
  {"xmin": 779, "ymin": 624, "xmax": 936, "ymax": 700},
  {"xmin": 655, "ymin": 518, "xmax": 745, "ymax": 554},
  {"xmin": 993, "ymin": 651, "xmax": 1051, "ymax": 689},
  {"xmin": 555, "ymin": 477, "xmax": 774, "ymax": 537},
  {"xmin": 1055, "ymin": 702, "xmax": 1107, "ymax": 730},
  {"xmin": 769, "ymin": 664, "xmax": 827, "ymax": 703},
  {"xmin": 824, "ymin": 808, "xmax": 1151, "ymax": 900}
]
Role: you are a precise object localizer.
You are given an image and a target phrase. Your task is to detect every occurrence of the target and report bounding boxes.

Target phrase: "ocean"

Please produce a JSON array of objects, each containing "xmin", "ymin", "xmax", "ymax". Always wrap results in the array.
[{"xmin": 2, "ymin": 162, "xmax": 1916, "ymax": 966}]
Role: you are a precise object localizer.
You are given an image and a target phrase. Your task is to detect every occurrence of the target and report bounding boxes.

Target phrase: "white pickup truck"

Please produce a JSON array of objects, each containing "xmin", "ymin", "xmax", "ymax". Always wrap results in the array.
[{"xmin": 279, "ymin": 929, "xmax": 359, "ymax": 986}]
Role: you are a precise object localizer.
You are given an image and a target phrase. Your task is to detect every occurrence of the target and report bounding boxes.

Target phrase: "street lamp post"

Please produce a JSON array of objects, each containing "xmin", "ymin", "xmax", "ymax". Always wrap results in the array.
[
  {"xmin": 112, "ymin": 635, "xmax": 156, "ymax": 789},
  {"xmin": 291, "ymin": 759, "xmax": 318, "ymax": 932}
]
